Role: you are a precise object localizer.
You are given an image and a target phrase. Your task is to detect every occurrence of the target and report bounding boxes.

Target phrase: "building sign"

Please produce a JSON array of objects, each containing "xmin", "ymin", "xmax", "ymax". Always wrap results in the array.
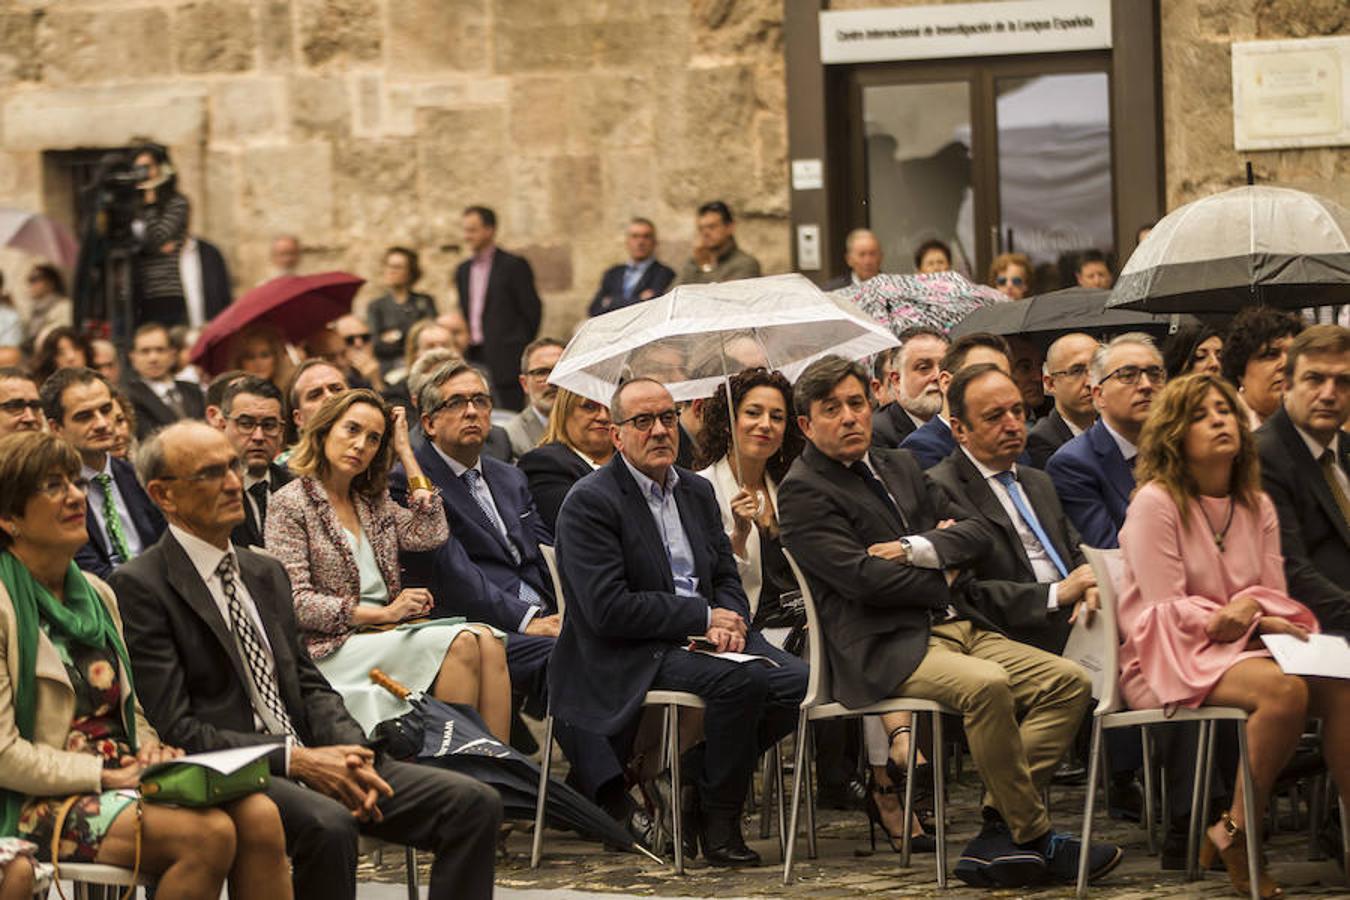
[
  {"xmin": 1233, "ymin": 37, "xmax": 1349, "ymax": 151},
  {"xmin": 820, "ymin": 0, "xmax": 1112, "ymax": 65}
]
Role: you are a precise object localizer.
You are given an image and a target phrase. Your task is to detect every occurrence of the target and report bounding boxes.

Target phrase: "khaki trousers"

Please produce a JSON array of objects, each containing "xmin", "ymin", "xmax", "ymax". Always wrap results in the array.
[{"xmin": 895, "ymin": 620, "xmax": 1092, "ymax": 843}]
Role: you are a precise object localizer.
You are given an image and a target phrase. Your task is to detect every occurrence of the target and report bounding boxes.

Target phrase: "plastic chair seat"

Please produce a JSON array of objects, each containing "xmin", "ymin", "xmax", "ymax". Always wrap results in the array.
[
  {"xmin": 643, "ymin": 691, "xmax": 706, "ymax": 709},
  {"xmin": 56, "ymin": 864, "xmax": 151, "ymax": 887},
  {"xmin": 808, "ymin": 697, "xmax": 956, "ymax": 721}
]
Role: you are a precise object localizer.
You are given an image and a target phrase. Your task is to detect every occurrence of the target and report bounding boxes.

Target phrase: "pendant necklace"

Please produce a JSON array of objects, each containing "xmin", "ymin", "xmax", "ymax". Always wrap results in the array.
[{"xmin": 1201, "ymin": 497, "xmax": 1235, "ymax": 551}]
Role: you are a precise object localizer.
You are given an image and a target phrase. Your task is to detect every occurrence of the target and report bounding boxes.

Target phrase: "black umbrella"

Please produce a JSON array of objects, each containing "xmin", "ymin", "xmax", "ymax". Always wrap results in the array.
[
  {"xmin": 951, "ymin": 286, "xmax": 1189, "ymax": 345},
  {"xmin": 368, "ymin": 670, "xmax": 658, "ymax": 860}
]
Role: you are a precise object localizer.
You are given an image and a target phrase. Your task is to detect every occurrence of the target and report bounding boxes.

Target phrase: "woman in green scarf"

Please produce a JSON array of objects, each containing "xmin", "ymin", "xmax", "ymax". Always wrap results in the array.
[{"xmin": 0, "ymin": 432, "xmax": 291, "ymax": 899}]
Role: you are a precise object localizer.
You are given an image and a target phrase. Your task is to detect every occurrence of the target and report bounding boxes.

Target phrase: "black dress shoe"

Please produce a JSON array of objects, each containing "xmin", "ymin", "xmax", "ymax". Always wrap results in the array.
[
  {"xmin": 1051, "ymin": 760, "xmax": 1088, "ymax": 786},
  {"xmin": 702, "ymin": 817, "xmax": 762, "ymax": 867},
  {"xmin": 1107, "ymin": 775, "xmax": 1144, "ymax": 822},
  {"xmin": 605, "ymin": 807, "xmax": 662, "ymax": 854}
]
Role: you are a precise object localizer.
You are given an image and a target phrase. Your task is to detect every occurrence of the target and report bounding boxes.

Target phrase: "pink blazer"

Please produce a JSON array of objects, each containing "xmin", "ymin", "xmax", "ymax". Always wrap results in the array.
[{"xmin": 264, "ymin": 476, "xmax": 449, "ymax": 659}]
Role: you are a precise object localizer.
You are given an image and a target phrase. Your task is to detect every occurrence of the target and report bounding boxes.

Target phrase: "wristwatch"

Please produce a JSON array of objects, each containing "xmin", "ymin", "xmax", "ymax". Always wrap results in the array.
[{"xmin": 898, "ymin": 538, "xmax": 913, "ymax": 563}]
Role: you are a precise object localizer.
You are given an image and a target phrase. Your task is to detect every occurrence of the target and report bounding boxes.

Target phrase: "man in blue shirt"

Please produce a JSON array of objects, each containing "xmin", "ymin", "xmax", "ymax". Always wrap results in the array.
[{"xmin": 588, "ymin": 218, "xmax": 676, "ymax": 316}]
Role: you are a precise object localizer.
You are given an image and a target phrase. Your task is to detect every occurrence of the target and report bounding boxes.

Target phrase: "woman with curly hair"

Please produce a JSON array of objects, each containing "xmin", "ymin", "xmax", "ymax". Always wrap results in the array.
[
  {"xmin": 1118, "ymin": 373, "xmax": 1347, "ymax": 899},
  {"xmin": 32, "ymin": 327, "xmax": 92, "ymax": 385},
  {"xmin": 1221, "ymin": 306, "xmax": 1303, "ymax": 428}
]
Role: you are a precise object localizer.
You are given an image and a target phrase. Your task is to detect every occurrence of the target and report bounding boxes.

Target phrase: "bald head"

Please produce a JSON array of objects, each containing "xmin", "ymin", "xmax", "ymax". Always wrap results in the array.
[
  {"xmin": 1043, "ymin": 332, "xmax": 1099, "ymax": 426},
  {"xmin": 140, "ymin": 421, "xmax": 245, "ymax": 548},
  {"xmin": 271, "ymin": 235, "xmax": 300, "ymax": 274},
  {"xmin": 844, "ymin": 229, "xmax": 882, "ymax": 282}
]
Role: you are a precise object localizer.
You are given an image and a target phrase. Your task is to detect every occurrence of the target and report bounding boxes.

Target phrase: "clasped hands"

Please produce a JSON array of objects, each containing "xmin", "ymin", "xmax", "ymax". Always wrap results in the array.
[
  {"xmin": 1206, "ymin": 594, "xmax": 1310, "ymax": 644},
  {"xmin": 1057, "ymin": 564, "xmax": 1100, "ymax": 626},
  {"xmin": 100, "ymin": 742, "xmax": 188, "ymax": 790},
  {"xmin": 703, "ymin": 607, "xmax": 748, "ymax": 653},
  {"xmin": 292, "ymin": 744, "xmax": 394, "ymax": 822}
]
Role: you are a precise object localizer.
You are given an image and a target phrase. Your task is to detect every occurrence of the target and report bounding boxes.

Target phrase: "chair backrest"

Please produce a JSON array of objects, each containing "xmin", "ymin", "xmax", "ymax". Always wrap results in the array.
[
  {"xmin": 1079, "ymin": 545, "xmax": 1125, "ymax": 716},
  {"xmin": 783, "ymin": 548, "xmax": 830, "ymax": 708},
  {"xmin": 539, "ymin": 543, "xmax": 566, "ymax": 619}
]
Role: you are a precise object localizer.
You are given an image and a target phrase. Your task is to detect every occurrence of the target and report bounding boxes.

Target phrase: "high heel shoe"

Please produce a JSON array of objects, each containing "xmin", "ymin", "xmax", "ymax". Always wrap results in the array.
[
  {"xmin": 865, "ymin": 776, "xmax": 935, "ymax": 854},
  {"xmin": 1198, "ymin": 812, "xmax": 1282, "ymax": 899},
  {"xmin": 883, "ymin": 725, "xmax": 935, "ymax": 822}
]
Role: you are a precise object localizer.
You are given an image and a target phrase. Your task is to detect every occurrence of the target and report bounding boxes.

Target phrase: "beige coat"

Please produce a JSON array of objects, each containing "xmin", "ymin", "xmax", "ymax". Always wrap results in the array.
[
  {"xmin": 0, "ymin": 574, "xmax": 158, "ymax": 798},
  {"xmin": 696, "ymin": 457, "xmax": 779, "ymax": 619}
]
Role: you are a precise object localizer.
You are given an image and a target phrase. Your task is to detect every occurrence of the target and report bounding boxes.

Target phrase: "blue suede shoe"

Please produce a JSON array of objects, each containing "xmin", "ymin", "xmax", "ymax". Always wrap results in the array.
[
  {"xmin": 956, "ymin": 815, "xmax": 1047, "ymax": 888},
  {"xmin": 1042, "ymin": 831, "xmax": 1125, "ymax": 884}
]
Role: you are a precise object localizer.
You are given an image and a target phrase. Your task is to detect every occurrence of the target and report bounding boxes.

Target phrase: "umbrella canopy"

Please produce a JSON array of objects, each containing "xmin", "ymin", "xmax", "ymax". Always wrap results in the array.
[
  {"xmin": 1108, "ymin": 185, "xmax": 1350, "ymax": 314},
  {"xmin": 549, "ymin": 273, "xmax": 898, "ymax": 404},
  {"xmin": 952, "ymin": 286, "xmax": 1188, "ymax": 344},
  {"xmin": 831, "ymin": 271, "xmax": 1009, "ymax": 337},
  {"xmin": 0, "ymin": 208, "xmax": 79, "ymax": 269},
  {"xmin": 190, "ymin": 271, "xmax": 363, "ymax": 374}
]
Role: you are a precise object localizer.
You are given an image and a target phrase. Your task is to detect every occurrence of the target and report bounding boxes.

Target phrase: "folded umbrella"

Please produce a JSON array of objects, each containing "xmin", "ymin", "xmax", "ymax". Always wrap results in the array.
[
  {"xmin": 951, "ymin": 286, "xmax": 1190, "ymax": 344},
  {"xmin": 0, "ymin": 207, "xmax": 79, "ymax": 268},
  {"xmin": 831, "ymin": 271, "xmax": 1008, "ymax": 337}
]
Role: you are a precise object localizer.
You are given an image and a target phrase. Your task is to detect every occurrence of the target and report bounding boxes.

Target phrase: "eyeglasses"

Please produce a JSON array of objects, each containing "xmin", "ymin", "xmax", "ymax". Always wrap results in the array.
[
  {"xmin": 1102, "ymin": 364, "xmax": 1167, "ymax": 387},
  {"xmin": 525, "ymin": 367, "xmax": 554, "ymax": 380},
  {"xmin": 615, "ymin": 409, "xmax": 678, "ymax": 432},
  {"xmin": 343, "ymin": 333, "xmax": 372, "ymax": 346},
  {"xmin": 37, "ymin": 474, "xmax": 87, "ymax": 499},
  {"xmin": 431, "ymin": 393, "xmax": 492, "ymax": 416},
  {"xmin": 158, "ymin": 459, "xmax": 245, "ymax": 483},
  {"xmin": 996, "ymin": 276, "xmax": 1026, "ymax": 287},
  {"xmin": 0, "ymin": 398, "xmax": 42, "ymax": 415},
  {"xmin": 1048, "ymin": 364, "xmax": 1090, "ymax": 380},
  {"xmin": 229, "ymin": 415, "xmax": 283, "ymax": 436}
]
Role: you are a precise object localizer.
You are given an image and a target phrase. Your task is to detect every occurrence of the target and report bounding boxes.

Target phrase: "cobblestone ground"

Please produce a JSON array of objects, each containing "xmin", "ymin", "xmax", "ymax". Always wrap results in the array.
[{"xmin": 358, "ymin": 767, "xmax": 1349, "ymax": 898}]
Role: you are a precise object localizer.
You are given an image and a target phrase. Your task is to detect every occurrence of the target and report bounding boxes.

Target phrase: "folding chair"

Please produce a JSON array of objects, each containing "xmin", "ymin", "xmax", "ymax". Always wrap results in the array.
[
  {"xmin": 358, "ymin": 837, "xmax": 419, "ymax": 900},
  {"xmin": 780, "ymin": 549, "xmax": 957, "ymax": 887},
  {"xmin": 1074, "ymin": 545, "xmax": 1260, "ymax": 899},
  {"xmin": 56, "ymin": 862, "xmax": 152, "ymax": 900}
]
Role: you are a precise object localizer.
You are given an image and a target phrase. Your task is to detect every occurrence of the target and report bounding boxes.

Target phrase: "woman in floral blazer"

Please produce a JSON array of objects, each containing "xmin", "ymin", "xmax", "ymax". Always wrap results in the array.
[{"xmin": 265, "ymin": 389, "xmax": 511, "ymax": 738}]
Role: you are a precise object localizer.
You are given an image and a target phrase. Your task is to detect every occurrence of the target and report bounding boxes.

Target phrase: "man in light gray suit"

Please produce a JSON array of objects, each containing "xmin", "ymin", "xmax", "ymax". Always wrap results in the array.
[{"xmin": 505, "ymin": 338, "xmax": 564, "ymax": 458}]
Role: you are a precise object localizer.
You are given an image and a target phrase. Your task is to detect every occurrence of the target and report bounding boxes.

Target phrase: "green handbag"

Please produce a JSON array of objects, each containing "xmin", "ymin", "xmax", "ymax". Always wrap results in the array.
[{"xmin": 139, "ymin": 747, "xmax": 274, "ymax": 807}]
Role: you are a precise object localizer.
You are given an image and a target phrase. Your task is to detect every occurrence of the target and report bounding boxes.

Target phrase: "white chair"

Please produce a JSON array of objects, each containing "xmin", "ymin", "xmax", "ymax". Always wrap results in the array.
[
  {"xmin": 780, "ymin": 549, "xmax": 957, "ymax": 887},
  {"xmin": 358, "ymin": 836, "xmax": 419, "ymax": 900},
  {"xmin": 1074, "ymin": 545, "xmax": 1260, "ymax": 900},
  {"xmin": 530, "ymin": 543, "xmax": 564, "ymax": 869},
  {"xmin": 56, "ymin": 862, "xmax": 152, "ymax": 900}
]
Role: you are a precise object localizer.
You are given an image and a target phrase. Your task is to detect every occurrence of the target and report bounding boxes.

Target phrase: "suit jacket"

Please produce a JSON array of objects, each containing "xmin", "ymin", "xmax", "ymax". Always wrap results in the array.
[
  {"xmin": 503, "ymin": 407, "xmax": 547, "ymax": 459},
  {"xmin": 899, "ymin": 416, "xmax": 954, "ymax": 469},
  {"xmin": 929, "ymin": 450, "xmax": 1085, "ymax": 652},
  {"xmin": 76, "ymin": 456, "xmax": 167, "ymax": 580},
  {"xmin": 1045, "ymin": 420, "xmax": 1135, "ymax": 550},
  {"xmin": 777, "ymin": 444, "xmax": 994, "ymax": 708},
  {"xmin": 549, "ymin": 457, "xmax": 751, "ymax": 735},
  {"xmin": 517, "ymin": 441, "xmax": 595, "ymax": 532},
  {"xmin": 1257, "ymin": 407, "xmax": 1350, "ymax": 634},
  {"xmin": 587, "ymin": 260, "xmax": 676, "ymax": 317},
  {"xmin": 112, "ymin": 533, "xmax": 367, "ymax": 775},
  {"xmin": 231, "ymin": 462, "xmax": 294, "ymax": 549},
  {"xmin": 197, "ymin": 237, "xmax": 232, "ymax": 321},
  {"xmin": 696, "ymin": 456, "xmax": 778, "ymax": 618},
  {"xmin": 0, "ymin": 574, "xmax": 157, "ymax": 796},
  {"xmin": 1025, "ymin": 408, "xmax": 1078, "ymax": 470},
  {"xmin": 455, "ymin": 248, "xmax": 542, "ymax": 408},
  {"xmin": 872, "ymin": 402, "xmax": 921, "ymax": 449},
  {"xmin": 263, "ymin": 477, "xmax": 448, "ymax": 660},
  {"xmin": 124, "ymin": 377, "xmax": 207, "ymax": 440},
  {"xmin": 391, "ymin": 443, "xmax": 554, "ymax": 633}
]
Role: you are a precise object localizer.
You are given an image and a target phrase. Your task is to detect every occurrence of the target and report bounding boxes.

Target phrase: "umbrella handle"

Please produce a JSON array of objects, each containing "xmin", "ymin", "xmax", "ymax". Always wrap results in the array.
[{"xmin": 369, "ymin": 667, "xmax": 412, "ymax": 699}]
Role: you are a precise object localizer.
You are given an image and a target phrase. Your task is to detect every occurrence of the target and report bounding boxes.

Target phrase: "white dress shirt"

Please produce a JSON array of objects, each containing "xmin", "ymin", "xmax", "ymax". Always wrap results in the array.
[{"xmin": 959, "ymin": 448, "xmax": 1062, "ymax": 609}]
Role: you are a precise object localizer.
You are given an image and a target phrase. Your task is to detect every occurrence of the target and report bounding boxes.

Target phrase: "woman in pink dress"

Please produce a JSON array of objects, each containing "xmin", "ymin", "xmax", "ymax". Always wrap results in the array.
[{"xmin": 1117, "ymin": 373, "xmax": 1349, "ymax": 900}]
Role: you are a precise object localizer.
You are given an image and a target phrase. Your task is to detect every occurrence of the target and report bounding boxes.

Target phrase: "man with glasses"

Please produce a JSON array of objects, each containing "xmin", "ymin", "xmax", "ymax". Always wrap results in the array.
[
  {"xmin": 549, "ymin": 377, "xmax": 807, "ymax": 866},
  {"xmin": 505, "ymin": 337, "xmax": 565, "ymax": 458},
  {"xmin": 125, "ymin": 322, "xmax": 206, "ymax": 439},
  {"xmin": 333, "ymin": 314, "xmax": 382, "ymax": 391},
  {"xmin": 1047, "ymin": 333, "xmax": 1165, "ymax": 549},
  {"xmin": 0, "ymin": 366, "xmax": 44, "ymax": 436},
  {"xmin": 41, "ymin": 367, "xmax": 166, "ymax": 578},
  {"xmin": 1027, "ymin": 333, "xmax": 1099, "ymax": 468},
  {"xmin": 213, "ymin": 375, "xmax": 291, "ymax": 548}
]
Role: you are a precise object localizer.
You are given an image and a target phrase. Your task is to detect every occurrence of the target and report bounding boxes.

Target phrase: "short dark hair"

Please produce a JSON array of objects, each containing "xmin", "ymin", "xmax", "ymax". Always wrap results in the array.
[
  {"xmin": 133, "ymin": 322, "xmax": 170, "ymax": 344},
  {"xmin": 519, "ymin": 337, "xmax": 565, "ymax": 374},
  {"xmin": 463, "ymin": 205, "xmax": 497, "ymax": 229},
  {"xmin": 205, "ymin": 369, "xmax": 247, "ymax": 409},
  {"xmin": 697, "ymin": 200, "xmax": 733, "ymax": 224},
  {"xmin": 610, "ymin": 377, "xmax": 666, "ymax": 423},
  {"xmin": 0, "ymin": 432, "xmax": 83, "ymax": 550},
  {"xmin": 913, "ymin": 239, "xmax": 951, "ymax": 270},
  {"xmin": 793, "ymin": 355, "xmax": 872, "ymax": 418},
  {"xmin": 1221, "ymin": 306, "xmax": 1304, "ymax": 385},
  {"xmin": 28, "ymin": 264, "xmax": 65, "ymax": 297},
  {"xmin": 385, "ymin": 246, "xmax": 422, "ymax": 286},
  {"xmin": 286, "ymin": 358, "xmax": 347, "ymax": 413},
  {"xmin": 40, "ymin": 367, "xmax": 109, "ymax": 424},
  {"xmin": 1284, "ymin": 323, "xmax": 1350, "ymax": 378},
  {"xmin": 941, "ymin": 332, "xmax": 1011, "ymax": 375},
  {"xmin": 0, "ymin": 366, "xmax": 36, "ymax": 387},
  {"xmin": 1075, "ymin": 249, "xmax": 1109, "ymax": 275},
  {"xmin": 1161, "ymin": 322, "xmax": 1224, "ymax": 378},
  {"xmin": 416, "ymin": 361, "xmax": 488, "ymax": 416},
  {"xmin": 948, "ymin": 363, "xmax": 1016, "ymax": 425},
  {"xmin": 221, "ymin": 375, "xmax": 284, "ymax": 416}
]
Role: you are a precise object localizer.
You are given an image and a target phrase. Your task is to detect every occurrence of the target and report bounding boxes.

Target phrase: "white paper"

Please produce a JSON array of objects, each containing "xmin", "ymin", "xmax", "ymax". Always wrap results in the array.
[
  {"xmin": 1261, "ymin": 633, "xmax": 1350, "ymax": 679},
  {"xmin": 1062, "ymin": 613, "xmax": 1108, "ymax": 699},
  {"xmin": 687, "ymin": 648, "xmax": 781, "ymax": 668},
  {"xmin": 142, "ymin": 743, "xmax": 283, "ymax": 778}
]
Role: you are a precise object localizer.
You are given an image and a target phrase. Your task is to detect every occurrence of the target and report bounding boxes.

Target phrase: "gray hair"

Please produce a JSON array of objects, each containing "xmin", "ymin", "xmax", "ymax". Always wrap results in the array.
[
  {"xmin": 135, "ymin": 429, "xmax": 171, "ymax": 486},
  {"xmin": 793, "ymin": 354, "xmax": 872, "ymax": 417},
  {"xmin": 844, "ymin": 228, "xmax": 878, "ymax": 253},
  {"xmin": 1089, "ymin": 332, "xmax": 1161, "ymax": 385},
  {"xmin": 416, "ymin": 361, "xmax": 487, "ymax": 415},
  {"xmin": 407, "ymin": 349, "xmax": 464, "ymax": 406},
  {"xmin": 610, "ymin": 378, "xmax": 667, "ymax": 423}
]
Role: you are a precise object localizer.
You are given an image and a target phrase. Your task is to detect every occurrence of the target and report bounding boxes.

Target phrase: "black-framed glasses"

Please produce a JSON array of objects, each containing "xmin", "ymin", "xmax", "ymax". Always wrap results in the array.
[
  {"xmin": 615, "ymin": 409, "xmax": 678, "ymax": 432},
  {"xmin": 229, "ymin": 415, "xmax": 283, "ymax": 436},
  {"xmin": 158, "ymin": 459, "xmax": 245, "ymax": 483},
  {"xmin": 1048, "ymin": 364, "xmax": 1090, "ymax": 380},
  {"xmin": 525, "ymin": 367, "xmax": 554, "ymax": 380},
  {"xmin": 0, "ymin": 398, "xmax": 42, "ymax": 415},
  {"xmin": 431, "ymin": 393, "xmax": 492, "ymax": 416},
  {"xmin": 1103, "ymin": 364, "xmax": 1167, "ymax": 387},
  {"xmin": 37, "ymin": 474, "xmax": 86, "ymax": 499},
  {"xmin": 343, "ymin": 333, "xmax": 372, "ymax": 346},
  {"xmin": 996, "ymin": 275, "xmax": 1025, "ymax": 287}
]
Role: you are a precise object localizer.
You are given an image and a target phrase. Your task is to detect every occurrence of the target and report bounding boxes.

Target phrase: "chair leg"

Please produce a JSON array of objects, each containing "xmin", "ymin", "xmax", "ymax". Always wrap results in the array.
[
  {"xmin": 759, "ymin": 749, "xmax": 773, "ymax": 840},
  {"xmin": 668, "ymin": 705, "xmax": 686, "ymax": 875},
  {"xmin": 1076, "ymin": 718, "xmax": 1104, "ymax": 898},
  {"xmin": 530, "ymin": 711, "xmax": 556, "ymax": 868},
  {"xmin": 1338, "ymin": 793, "xmax": 1349, "ymax": 887},
  {"xmin": 932, "ymin": 710, "xmax": 948, "ymax": 889},
  {"xmin": 1235, "ymin": 721, "xmax": 1261, "ymax": 900},
  {"xmin": 774, "ymin": 740, "xmax": 788, "ymax": 860},
  {"xmin": 1185, "ymin": 721, "xmax": 1211, "ymax": 882},
  {"xmin": 900, "ymin": 713, "xmax": 918, "ymax": 868},
  {"xmin": 651, "ymin": 709, "xmax": 670, "ymax": 856},
  {"xmin": 782, "ymin": 712, "xmax": 810, "ymax": 886},
  {"xmin": 1195, "ymin": 720, "xmax": 1221, "ymax": 882},
  {"xmin": 405, "ymin": 846, "xmax": 419, "ymax": 900},
  {"xmin": 1141, "ymin": 725, "xmax": 1157, "ymax": 856},
  {"xmin": 804, "ymin": 724, "xmax": 818, "ymax": 860}
]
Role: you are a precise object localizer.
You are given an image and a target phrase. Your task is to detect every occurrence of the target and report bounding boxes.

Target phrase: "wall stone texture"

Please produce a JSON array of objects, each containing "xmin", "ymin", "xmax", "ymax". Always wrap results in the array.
[{"xmin": 0, "ymin": 0, "xmax": 1344, "ymax": 338}]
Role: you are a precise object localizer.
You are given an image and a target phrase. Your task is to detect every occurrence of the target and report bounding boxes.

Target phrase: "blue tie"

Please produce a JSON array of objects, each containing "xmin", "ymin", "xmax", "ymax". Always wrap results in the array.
[
  {"xmin": 463, "ymin": 469, "xmax": 543, "ymax": 608},
  {"xmin": 992, "ymin": 471, "xmax": 1069, "ymax": 579}
]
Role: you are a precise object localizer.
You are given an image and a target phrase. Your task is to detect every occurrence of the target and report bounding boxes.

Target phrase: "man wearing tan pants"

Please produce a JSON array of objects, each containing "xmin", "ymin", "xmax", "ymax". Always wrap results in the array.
[{"xmin": 779, "ymin": 355, "xmax": 1123, "ymax": 889}]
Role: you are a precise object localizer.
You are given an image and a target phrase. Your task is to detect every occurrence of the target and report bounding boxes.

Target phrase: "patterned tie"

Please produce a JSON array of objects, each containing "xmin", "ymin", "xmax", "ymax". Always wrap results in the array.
[
  {"xmin": 462, "ymin": 469, "xmax": 543, "ymax": 607},
  {"xmin": 1321, "ymin": 449, "xmax": 1350, "ymax": 529},
  {"xmin": 94, "ymin": 473, "xmax": 131, "ymax": 564},
  {"xmin": 248, "ymin": 481, "xmax": 270, "ymax": 534},
  {"xmin": 164, "ymin": 386, "xmax": 186, "ymax": 418},
  {"xmin": 216, "ymin": 556, "xmax": 298, "ymax": 740},
  {"xmin": 993, "ymin": 471, "xmax": 1070, "ymax": 578},
  {"xmin": 848, "ymin": 460, "xmax": 908, "ymax": 532}
]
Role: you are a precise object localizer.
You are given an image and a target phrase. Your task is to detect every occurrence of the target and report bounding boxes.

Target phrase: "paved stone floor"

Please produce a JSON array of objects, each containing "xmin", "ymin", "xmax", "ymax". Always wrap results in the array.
[{"xmin": 357, "ymin": 771, "xmax": 1349, "ymax": 898}]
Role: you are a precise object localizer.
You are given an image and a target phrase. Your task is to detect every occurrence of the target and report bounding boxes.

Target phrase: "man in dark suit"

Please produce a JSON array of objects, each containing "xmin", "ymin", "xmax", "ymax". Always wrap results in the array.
[
  {"xmin": 873, "ymin": 326, "xmax": 949, "ymax": 449},
  {"xmin": 518, "ymin": 438, "xmax": 598, "ymax": 532},
  {"xmin": 901, "ymin": 332, "xmax": 1013, "ymax": 469},
  {"xmin": 588, "ymin": 217, "xmax": 676, "ymax": 316},
  {"xmin": 124, "ymin": 323, "xmax": 207, "ymax": 439},
  {"xmin": 455, "ymin": 205, "xmax": 542, "ymax": 410},
  {"xmin": 1027, "ymin": 333, "xmax": 1099, "ymax": 469},
  {"xmin": 212, "ymin": 375, "xmax": 292, "ymax": 548},
  {"xmin": 112, "ymin": 422, "xmax": 501, "ymax": 900},
  {"xmin": 42, "ymin": 368, "xmax": 165, "ymax": 579},
  {"xmin": 778, "ymin": 354, "xmax": 1119, "ymax": 888},
  {"xmin": 181, "ymin": 233, "xmax": 233, "ymax": 326},
  {"xmin": 929, "ymin": 364, "xmax": 1097, "ymax": 654},
  {"xmin": 1047, "ymin": 333, "xmax": 1164, "ymax": 549},
  {"xmin": 1257, "ymin": 324, "xmax": 1350, "ymax": 635},
  {"xmin": 550, "ymin": 378, "xmax": 807, "ymax": 866},
  {"xmin": 823, "ymin": 227, "xmax": 883, "ymax": 291}
]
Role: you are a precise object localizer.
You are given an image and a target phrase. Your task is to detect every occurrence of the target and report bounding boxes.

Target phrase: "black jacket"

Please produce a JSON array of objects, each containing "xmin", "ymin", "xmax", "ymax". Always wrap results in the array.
[
  {"xmin": 871, "ymin": 402, "xmax": 921, "ymax": 450},
  {"xmin": 75, "ymin": 456, "xmax": 167, "ymax": 580},
  {"xmin": 517, "ymin": 441, "xmax": 594, "ymax": 533},
  {"xmin": 230, "ymin": 462, "xmax": 294, "ymax": 549},
  {"xmin": 1025, "ymin": 408, "xmax": 1077, "ymax": 470},
  {"xmin": 124, "ymin": 377, "xmax": 207, "ymax": 440},
  {"xmin": 587, "ymin": 260, "xmax": 676, "ymax": 317},
  {"xmin": 455, "ymin": 249, "xmax": 542, "ymax": 409}
]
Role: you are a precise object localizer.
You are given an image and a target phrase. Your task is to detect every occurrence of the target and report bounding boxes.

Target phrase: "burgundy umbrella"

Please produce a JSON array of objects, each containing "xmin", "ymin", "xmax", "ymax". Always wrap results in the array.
[{"xmin": 190, "ymin": 271, "xmax": 364, "ymax": 374}]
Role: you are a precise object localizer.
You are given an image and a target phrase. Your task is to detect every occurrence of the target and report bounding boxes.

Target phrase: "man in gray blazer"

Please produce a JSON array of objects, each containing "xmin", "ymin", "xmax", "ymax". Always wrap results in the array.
[{"xmin": 504, "ymin": 337, "xmax": 564, "ymax": 458}]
